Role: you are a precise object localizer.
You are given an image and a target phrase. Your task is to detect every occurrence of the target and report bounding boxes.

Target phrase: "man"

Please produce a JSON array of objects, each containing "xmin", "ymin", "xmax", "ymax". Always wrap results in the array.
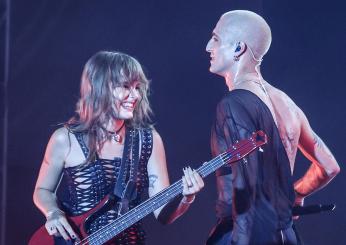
[{"xmin": 205, "ymin": 10, "xmax": 340, "ymax": 244}]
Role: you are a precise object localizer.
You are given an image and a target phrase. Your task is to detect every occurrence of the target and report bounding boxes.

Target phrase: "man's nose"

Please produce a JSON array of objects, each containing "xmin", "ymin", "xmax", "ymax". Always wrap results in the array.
[{"xmin": 206, "ymin": 40, "xmax": 212, "ymax": 52}]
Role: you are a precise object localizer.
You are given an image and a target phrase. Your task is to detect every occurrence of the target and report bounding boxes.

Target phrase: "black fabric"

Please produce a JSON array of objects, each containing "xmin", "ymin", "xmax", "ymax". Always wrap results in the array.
[
  {"xmin": 206, "ymin": 220, "xmax": 298, "ymax": 245},
  {"xmin": 115, "ymin": 128, "xmax": 143, "ymax": 216},
  {"xmin": 114, "ymin": 128, "xmax": 140, "ymax": 212},
  {"xmin": 206, "ymin": 217, "xmax": 233, "ymax": 245},
  {"xmin": 210, "ymin": 89, "xmax": 296, "ymax": 245},
  {"xmin": 58, "ymin": 127, "xmax": 153, "ymax": 245}
]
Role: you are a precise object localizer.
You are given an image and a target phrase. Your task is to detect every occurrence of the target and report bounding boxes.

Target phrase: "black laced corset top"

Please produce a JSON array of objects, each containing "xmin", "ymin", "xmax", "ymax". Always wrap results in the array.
[
  {"xmin": 58, "ymin": 128, "xmax": 153, "ymax": 244},
  {"xmin": 63, "ymin": 157, "xmax": 123, "ymax": 215}
]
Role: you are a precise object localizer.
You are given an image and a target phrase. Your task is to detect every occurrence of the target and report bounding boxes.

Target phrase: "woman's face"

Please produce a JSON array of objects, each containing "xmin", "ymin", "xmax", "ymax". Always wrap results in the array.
[{"xmin": 111, "ymin": 81, "xmax": 142, "ymax": 120}]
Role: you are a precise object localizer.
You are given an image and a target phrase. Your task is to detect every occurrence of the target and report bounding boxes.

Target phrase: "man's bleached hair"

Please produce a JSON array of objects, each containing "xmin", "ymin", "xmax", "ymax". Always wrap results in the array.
[{"xmin": 220, "ymin": 10, "xmax": 272, "ymax": 60}]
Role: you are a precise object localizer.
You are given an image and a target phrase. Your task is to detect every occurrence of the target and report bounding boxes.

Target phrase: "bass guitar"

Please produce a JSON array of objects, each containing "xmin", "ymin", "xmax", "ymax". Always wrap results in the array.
[{"xmin": 29, "ymin": 130, "xmax": 267, "ymax": 245}]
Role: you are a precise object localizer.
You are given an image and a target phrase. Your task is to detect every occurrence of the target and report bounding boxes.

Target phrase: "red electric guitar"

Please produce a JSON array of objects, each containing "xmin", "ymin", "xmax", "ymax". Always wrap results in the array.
[{"xmin": 29, "ymin": 131, "xmax": 267, "ymax": 245}]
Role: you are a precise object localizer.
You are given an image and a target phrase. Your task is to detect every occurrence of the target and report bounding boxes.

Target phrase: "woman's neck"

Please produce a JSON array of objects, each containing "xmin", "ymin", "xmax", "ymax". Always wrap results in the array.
[{"xmin": 104, "ymin": 119, "xmax": 125, "ymax": 132}]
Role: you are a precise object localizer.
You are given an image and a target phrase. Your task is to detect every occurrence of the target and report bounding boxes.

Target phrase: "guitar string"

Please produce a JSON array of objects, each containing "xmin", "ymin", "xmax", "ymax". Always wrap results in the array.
[
  {"xmin": 95, "ymin": 149, "xmax": 255, "ymax": 244},
  {"xmin": 80, "ymin": 141, "xmax": 256, "ymax": 245},
  {"xmin": 77, "ymin": 138, "xmax": 259, "ymax": 245},
  {"xmin": 78, "ymin": 140, "xmax": 258, "ymax": 245}
]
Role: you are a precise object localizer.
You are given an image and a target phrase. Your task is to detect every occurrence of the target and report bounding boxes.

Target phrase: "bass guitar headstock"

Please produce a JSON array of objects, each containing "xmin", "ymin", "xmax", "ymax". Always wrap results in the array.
[{"xmin": 225, "ymin": 130, "xmax": 267, "ymax": 163}]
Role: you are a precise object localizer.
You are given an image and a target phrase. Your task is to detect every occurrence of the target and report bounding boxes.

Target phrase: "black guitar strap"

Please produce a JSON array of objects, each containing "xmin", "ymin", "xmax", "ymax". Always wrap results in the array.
[{"xmin": 113, "ymin": 127, "xmax": 140, "ymax": 214}]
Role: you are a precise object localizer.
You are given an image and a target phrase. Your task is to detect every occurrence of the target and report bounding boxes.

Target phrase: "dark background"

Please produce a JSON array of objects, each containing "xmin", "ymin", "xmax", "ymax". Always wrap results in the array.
[{"xmin": 1, "ymin": 0, "xmax": 345, "ymax": 244}]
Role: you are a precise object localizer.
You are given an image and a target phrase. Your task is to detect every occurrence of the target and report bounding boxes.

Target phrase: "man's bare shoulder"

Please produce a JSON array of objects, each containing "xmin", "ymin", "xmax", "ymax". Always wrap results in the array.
[
  {"xmin": 266, "ymin": 83, "xmax": 310, "ymax": 133},
  {"xmin": 269, "ymin": 86, "xmax": 293, "ymax": 104},
  {"xmin": 268, "ymin": 84, "xmax": 303, "ymax": 114}
]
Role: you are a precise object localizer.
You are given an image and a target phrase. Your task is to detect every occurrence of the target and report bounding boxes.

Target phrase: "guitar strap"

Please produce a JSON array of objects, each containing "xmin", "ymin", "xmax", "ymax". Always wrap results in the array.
[{"xmin": 113, "ymin": 127, "xmax": 140, "ymax": 214}]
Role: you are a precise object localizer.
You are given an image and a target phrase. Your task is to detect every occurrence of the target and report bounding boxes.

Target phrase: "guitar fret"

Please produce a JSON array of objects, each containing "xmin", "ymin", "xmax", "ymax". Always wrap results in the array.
[
  {"xmin": 82, "ymin": 132, "xmax": 265, "ymax": 245},
  {"xmin": 90, "ymin": 154, "xmax": 228, "ymax": 244},
  {"xmin": 91, "ymin": 155, "xmax": 233, "ymax": 243}
]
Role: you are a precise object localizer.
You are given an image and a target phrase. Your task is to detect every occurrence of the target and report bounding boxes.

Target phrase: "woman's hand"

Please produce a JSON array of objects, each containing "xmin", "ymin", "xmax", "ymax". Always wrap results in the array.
[
  {"xmin": 182, "ymin": 167, "xmax": 204, "ymax": 203},
  {"xmin": 44, "ymin": 209, "xmax": 79, "ymax": 241}
]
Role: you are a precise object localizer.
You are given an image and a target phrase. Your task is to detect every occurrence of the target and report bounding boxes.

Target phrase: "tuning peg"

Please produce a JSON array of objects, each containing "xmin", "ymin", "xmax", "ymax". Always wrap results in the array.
[{"xmin": 259, "ymin": 147, "xmax": 264, "ymax": 152}]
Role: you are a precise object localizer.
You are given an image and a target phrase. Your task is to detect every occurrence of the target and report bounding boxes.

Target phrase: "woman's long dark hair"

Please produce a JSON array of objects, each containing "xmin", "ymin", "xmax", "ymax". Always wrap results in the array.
[{"xmin": 66, "ymin": 51, "xmax": 152, "ymax": 162}]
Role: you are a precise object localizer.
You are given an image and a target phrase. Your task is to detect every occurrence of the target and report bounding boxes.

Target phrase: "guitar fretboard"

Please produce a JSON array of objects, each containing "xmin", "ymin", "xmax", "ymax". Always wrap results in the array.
[{"xmin": 78, "ymin": 135, "xmax": 260, "ymax": 245}]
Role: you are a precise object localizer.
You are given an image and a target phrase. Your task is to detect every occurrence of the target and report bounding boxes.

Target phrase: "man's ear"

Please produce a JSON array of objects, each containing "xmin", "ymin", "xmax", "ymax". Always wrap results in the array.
[{"xmin": 234, "ymin": 41, "xmax": 247, "ymax": 58}]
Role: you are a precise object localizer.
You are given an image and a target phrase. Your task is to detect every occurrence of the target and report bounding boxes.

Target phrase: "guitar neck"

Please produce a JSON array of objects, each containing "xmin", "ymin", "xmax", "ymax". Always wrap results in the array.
[
  {"xmin": 85, "ymin": 155, "xmax": 227, "ymax": 245},
  {"xmin": 83, "ymin": 131, "xmax": 265, "ymax": 245}
]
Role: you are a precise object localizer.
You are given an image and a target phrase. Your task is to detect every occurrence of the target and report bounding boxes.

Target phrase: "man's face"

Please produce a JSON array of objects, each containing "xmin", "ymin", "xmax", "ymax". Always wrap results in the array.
[{"xmin": 206, "ymin": 20, "xmax": 236, "ymax": 76}]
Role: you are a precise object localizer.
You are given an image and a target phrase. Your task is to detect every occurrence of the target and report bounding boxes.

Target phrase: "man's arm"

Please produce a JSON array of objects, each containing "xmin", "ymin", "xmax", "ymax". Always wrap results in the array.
[{"xmin": 294, "ymin": 108, "xmax": 340, "ymax": 203}]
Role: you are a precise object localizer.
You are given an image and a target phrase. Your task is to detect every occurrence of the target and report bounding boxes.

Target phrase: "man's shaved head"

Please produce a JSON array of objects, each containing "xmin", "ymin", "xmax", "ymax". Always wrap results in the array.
[{"xmin": 216, "ymin": 10, "xmax": 272, "ymax": 60}]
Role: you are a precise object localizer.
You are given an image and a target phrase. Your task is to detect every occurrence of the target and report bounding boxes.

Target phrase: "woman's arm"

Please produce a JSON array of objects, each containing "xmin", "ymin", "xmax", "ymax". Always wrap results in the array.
[
  {"xmin": 33, "ymin": 127, "xmax": 79, "ymax": 240},
  {"xmin": 147, "ymin": 130, "xmax": 204, "ymax": 224}
]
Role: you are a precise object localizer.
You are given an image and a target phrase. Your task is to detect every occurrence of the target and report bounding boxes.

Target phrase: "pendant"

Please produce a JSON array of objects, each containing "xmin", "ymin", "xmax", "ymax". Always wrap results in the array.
[
  {"xmin": 105, "ymin": 122, "xmax": 125, "ymax": 143},
  {"xmin": 109, "ymin": 133, "xmax": 122, "ymax": 143}
]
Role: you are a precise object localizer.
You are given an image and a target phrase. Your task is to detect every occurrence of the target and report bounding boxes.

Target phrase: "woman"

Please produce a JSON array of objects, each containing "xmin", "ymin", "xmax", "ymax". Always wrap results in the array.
[{"xmin": 33, "ymin": 51, "xmax": 204, "ymax": 244}]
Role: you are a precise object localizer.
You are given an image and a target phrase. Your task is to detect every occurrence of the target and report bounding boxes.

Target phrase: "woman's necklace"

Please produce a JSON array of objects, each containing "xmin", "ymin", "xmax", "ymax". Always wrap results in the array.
[{"xmin": 105, "ymin": 122, "xmax": 125, "ymax": 143}]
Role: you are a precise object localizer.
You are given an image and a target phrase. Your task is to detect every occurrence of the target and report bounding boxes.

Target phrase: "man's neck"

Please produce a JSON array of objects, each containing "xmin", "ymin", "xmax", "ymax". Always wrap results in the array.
[{"xmin": 225, "ymin": 67, "xmax": 262, "ymax": 91}]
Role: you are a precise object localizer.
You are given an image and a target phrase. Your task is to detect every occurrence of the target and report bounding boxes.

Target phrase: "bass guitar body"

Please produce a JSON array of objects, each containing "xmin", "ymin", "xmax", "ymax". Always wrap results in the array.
[{"xmin": 29, "ymin": 195, "xmax": 117, "ymax": 245}]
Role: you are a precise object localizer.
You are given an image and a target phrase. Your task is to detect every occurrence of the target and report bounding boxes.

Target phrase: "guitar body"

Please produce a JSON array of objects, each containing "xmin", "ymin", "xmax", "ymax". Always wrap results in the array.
[{"xmin": 29, "ymin": 195, "xmax": 117, "ymax": 245}]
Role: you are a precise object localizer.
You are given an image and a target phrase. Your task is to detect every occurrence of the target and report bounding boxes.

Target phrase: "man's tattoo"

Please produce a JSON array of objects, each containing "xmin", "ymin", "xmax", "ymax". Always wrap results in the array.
[
  {"xmin": 149, "ymin": 175, "xmax": 158, "ymax": 188},
  {"xmin": 313, "ymin": 133, "xmax": 334, "ymax": 159},
  {"xmin": 313, "ymin": 134, "xmax": 323, "ymax": 149}
]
